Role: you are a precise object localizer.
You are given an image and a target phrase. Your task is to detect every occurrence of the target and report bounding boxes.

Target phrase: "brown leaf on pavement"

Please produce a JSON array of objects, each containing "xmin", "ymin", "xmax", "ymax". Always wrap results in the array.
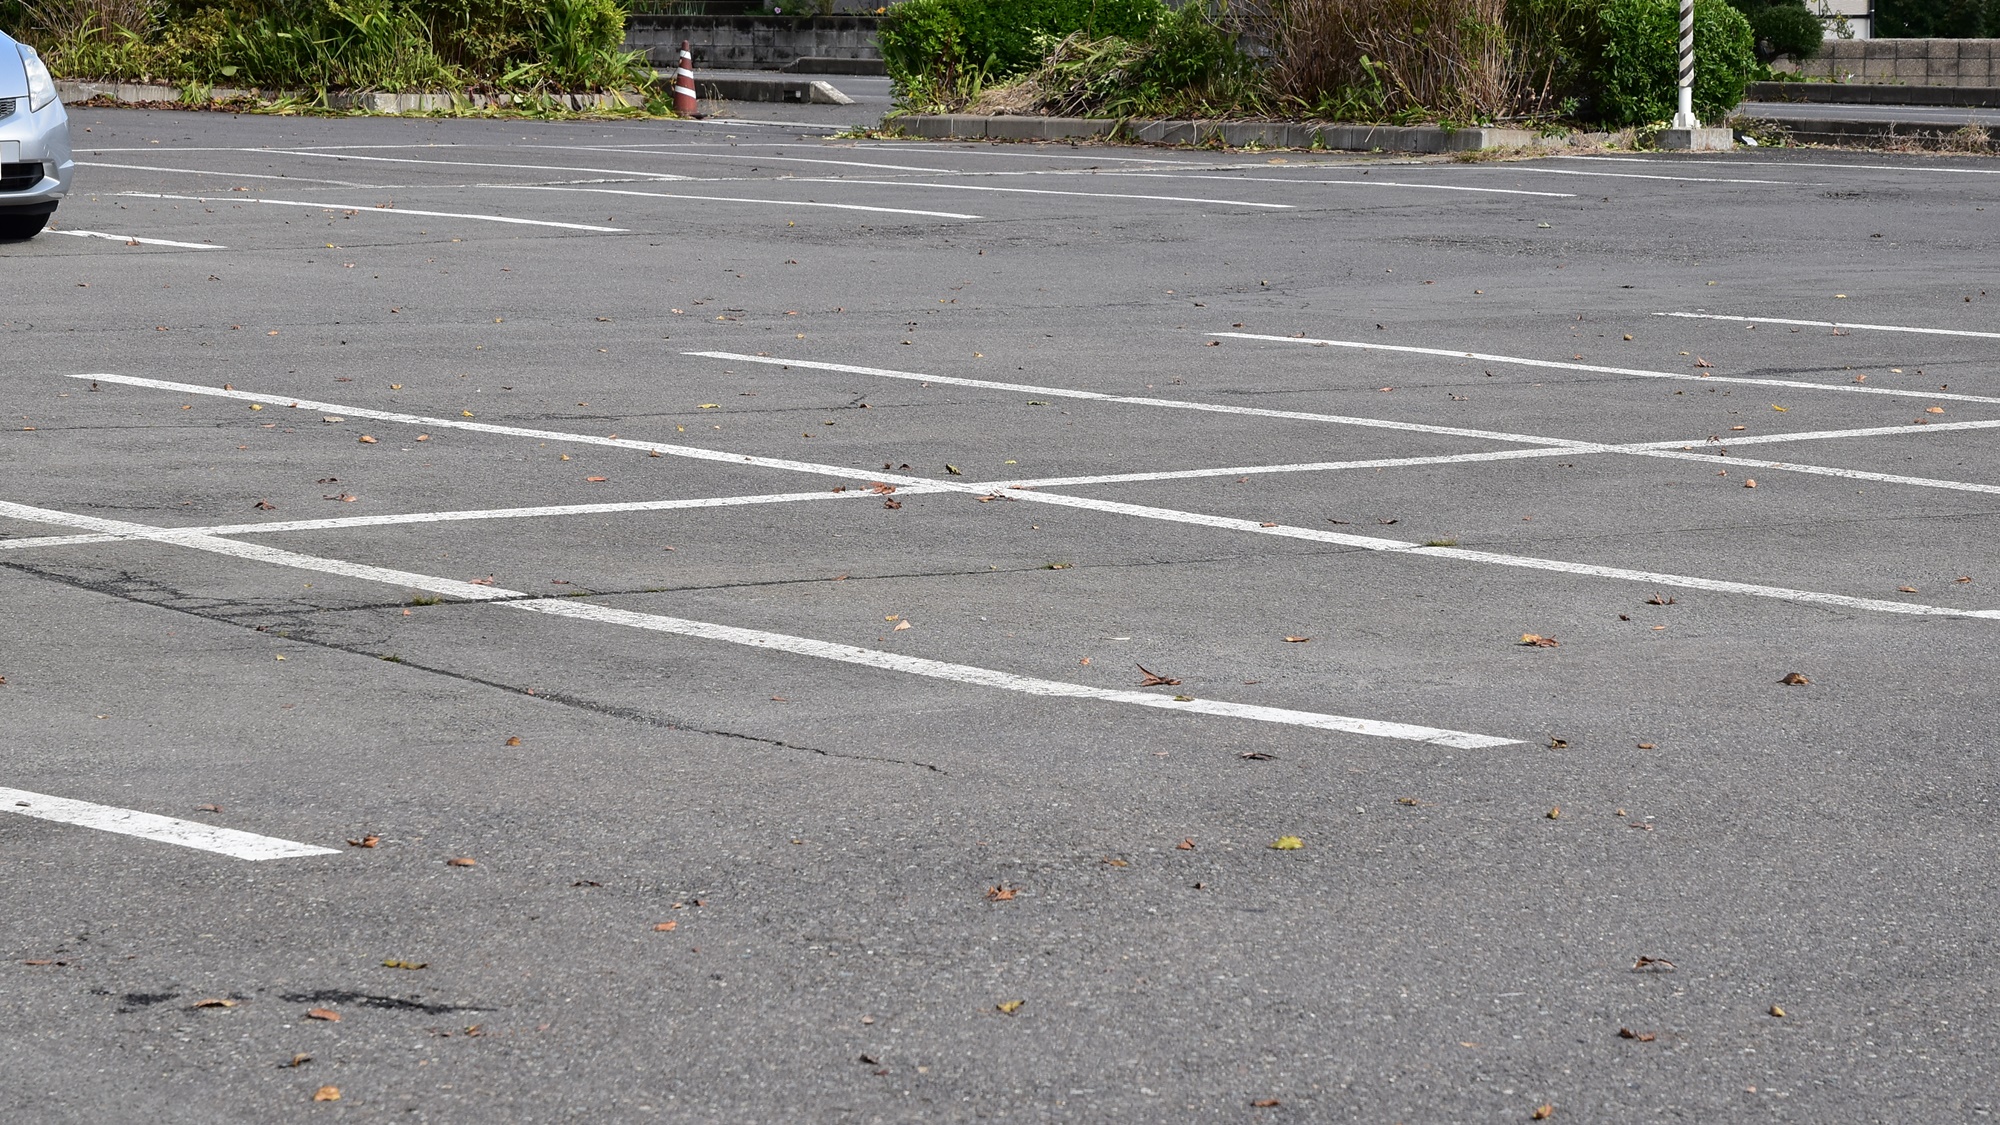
[
  {"xmin": 1778, "ymin": 672, "xmax": 1810, "ymax": 685},
  {"xmin": 653, "ymin": 921, "xmax": 678, "ymax": 931},
  {"xmin": 447, "ymin": 857, "xmax": 476, "ymax": 867},
  {"xmin": 345, "ymin": 835, "xmax": 378, "ymax": 848},
  {"xmin": 1136, "ymin": 664, "xmax": 1181, "ymax": 686},
  {"xmin": 1531, "ymin": 1104, "xmax": 1554, "ymax": 1120},
  {"xmin": 1617, "ymin": 1027, "xmax": 1656, "ymax": 1041},
  {"xmin": 1519, "ymin": 634, "xmax": 1559, "ymax": 647},
  {"xmin": 305, "ymin": 1008, "xmax": 341, "ymax": 1022},
  {"xmin": 312, "ymin": 1086, "xmax": 340, "ymax": 1102},
  {"xmin": 191, "ymin": 998, "xmax": 238, "ymax": 1008},
  {"xmin": 985, "ymin": 884, "xmax": 1018, "ymax": 901}
]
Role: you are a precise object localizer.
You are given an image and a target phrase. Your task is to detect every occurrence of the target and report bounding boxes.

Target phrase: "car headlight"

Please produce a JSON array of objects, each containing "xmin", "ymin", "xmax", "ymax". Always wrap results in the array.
[{"xmin": 20, "ymin": 45, "xmax": 57, "ymax": 112}]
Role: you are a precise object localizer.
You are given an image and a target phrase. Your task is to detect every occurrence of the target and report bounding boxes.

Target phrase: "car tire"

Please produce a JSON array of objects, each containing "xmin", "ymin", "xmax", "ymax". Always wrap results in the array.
[{"xmin": 0, "ymin": 212, "xmax": 51, "ymax": 241}]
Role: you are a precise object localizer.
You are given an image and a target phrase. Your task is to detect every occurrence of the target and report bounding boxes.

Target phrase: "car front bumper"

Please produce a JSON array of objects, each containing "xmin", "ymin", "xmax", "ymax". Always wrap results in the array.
[{"xmin": 0, "ymin": 95, "xmax": 72, "ymax": 213}]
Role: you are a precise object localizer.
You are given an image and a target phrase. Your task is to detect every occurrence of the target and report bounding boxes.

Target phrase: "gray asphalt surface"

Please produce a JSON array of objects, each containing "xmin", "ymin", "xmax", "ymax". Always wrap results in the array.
[{"xmin": 4, "ymin": 109, "xmax": 2000, "ymax": 1122}]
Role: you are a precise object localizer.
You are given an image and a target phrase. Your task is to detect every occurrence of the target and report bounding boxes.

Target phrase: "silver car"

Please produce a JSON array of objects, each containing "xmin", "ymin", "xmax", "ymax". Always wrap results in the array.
[{"xmin": 0, "ymin": 31, "xmax": 71, "ymax": 240}]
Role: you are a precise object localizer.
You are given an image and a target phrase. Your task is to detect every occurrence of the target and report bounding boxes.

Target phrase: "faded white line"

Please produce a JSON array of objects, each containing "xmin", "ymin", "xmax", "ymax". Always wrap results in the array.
[
  {"xmin": 113, "ymin": 192, "xmax": 627, "ymax": 232},
  {"xmin": 1557, "ymin": 154, "xmax": 2000, "ymax": 177},
  {"xmin": 76, "ymin": 160, "xmax": 381, "ymax": 187},
  {"xmin": 1091, "ymin": 171, "xmax": 1576, "ymax": 198},
  {"xmin": 63, "ymin": 372, "xmax": 2000, "ymax": 620},
  {"xmin": 62, "ymin": 371, "xmax": 952, "ymax": 486},
  {"xmin": 796, "ymin": 177, "xmax": 1295, "ymax": 210},
  {"xmin": 45, "ymin": 228, "xmax": 224, "ymax": 249},
  {"xmin": 686, "ymin": 351, "xmax": 1594, "ymax": 449},
  {"xmin": 1214, "ymin": 332, "xmax": 2000, "ymax": 407},
  {"xmin": 0, "ymin": 786, "xmax": 339, "ymax": 860},
  {"xmin": 1658, "ymin": 311, "xmax": 2000, "ymax": 340},
  {"xmin": 517, "ymin": 146, "xmax": 952, "ymax": 174},
  {"xmin": 272, "ymin": 148, "xmax": 693, "ymax": 181},
  {"xmin": 498, "ymin": 184, "xmax": 981, "ymax": 220},
  {"xmin": 984, "ymin": 447, "xmax": 1580, "ymax": 489},
  {"xmin": 0, "ymin": 499, "xmax": 1519, "ymax": 749},
  {"xmin": 1498, "ymin": 166, "xmax": 1805, "ymax": 185}
]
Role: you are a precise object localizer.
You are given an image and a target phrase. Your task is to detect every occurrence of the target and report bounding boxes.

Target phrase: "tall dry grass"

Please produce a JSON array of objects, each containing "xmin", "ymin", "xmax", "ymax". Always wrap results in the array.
[
  {"xmin": 1237, "ymin": 0, "xmax": 1515, "ymax": 120},
  {"xmin": 18, "ymin": 0, "xmax": 149, "ymax": 38}
]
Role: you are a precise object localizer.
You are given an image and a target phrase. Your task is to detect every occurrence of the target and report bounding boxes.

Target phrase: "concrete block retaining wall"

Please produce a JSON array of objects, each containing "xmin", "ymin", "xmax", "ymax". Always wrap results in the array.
[
  {"xmin": 624, "ymin": 16, "xmax": 881, "ymax": 70},
  {"xmin": 1783, "ymin": 38, "xmax": 2000, "ymax": 85}
]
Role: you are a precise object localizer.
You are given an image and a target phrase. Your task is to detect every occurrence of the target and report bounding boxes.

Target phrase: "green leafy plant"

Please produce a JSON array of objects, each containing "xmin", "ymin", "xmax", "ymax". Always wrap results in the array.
[
  {"xmin": 1580, "ymin": 0, "xmax": 1755, "ymax": 126},
  {"xmin": 1725, "ymin": 0, "xmax": 1821, "ymax": 63}
]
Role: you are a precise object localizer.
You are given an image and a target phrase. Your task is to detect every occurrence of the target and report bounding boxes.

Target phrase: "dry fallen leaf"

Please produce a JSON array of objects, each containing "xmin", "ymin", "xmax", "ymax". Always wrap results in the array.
[
  {"xmin": 305, "ymin": 1008, "xmax": 341, "ymax": 1022},
  {"xmin": 1251, "ymin": 1099, "xmax": 1281, "ymax": 1108},
  {"xmin": 1282, "ymin": 636, "xmax": 1311, "ymax": 643},
  {"xmin": 883, "ymin": 499, "xmax": 901, "ymax": 510},
  {"xmin": 1927, "ymin": 406, "xmax": 1945, "ymax": 414},
  {"xmin": 1135, "ymin": 664, "xmax": 1181, "ymax": 686},
  {"xmin": 253, "ymin": 499, "xmax": 276, "ymax": 511},
  {"xmin": 985, "ymin": 884, "xmax": 1018, "ymax": 901},
  {"xmin": 1269, "ymin": 836, "xmax": 1304, "ymax": 850},
  {"xmin": 1637, "ymin": 742, "xmax": 1656, "ymax": 750},
  {"xmin": 313, "ymin": 1086, "xmax": 341, "ymax": 1102},
  {"xmin": 1176, "ymin": 837, "xmax": 1196, "ymax": 850},
  {"xmin": 1898, "ymin": 586, "xmax": 1918, "ymax": 593},
  {"xmin": 286, "ymin": 1053, "xmax": 312, "ymax": 1068},
  {"xmin": 1778, "ymin": 672, "xmax": 1810, "ymax": 686},
  {"xmin": 382, "ymin": 959, "xmax": 427, "ymax": 970},
  {"xmin": 996, "ymin": 1000, "xmax": 1025, "ymax": 1015},
  {"xmin": 892, "ymin": 620, "xmax": 912, "ymax": 632},
  {"xmin": 1546, "ymin": 806, "xmax": 1561, "ymax": 820},
  {"xmin": 1769, "ymin": 1005, "xmax": 1787, "ymax": 1018},
  {"xmin": 346, "ymin": 835, "xmax": 379, "ymax": 848},
  {"xmin": 1743, "ymin": 479, "xmax": 1758, "ymax": 488},
  {"xmin": 653, "ymin": 921, "xmax": 678, "ymax": 932},
  {"xmin": 191, "ymin": 998, "xmax": 238, "ymax": 1008},
  {"xmin": 585, "ymin": 476, "xmax": 607, "ymax": 483},
  {"xmin": 1617, "ymin": 1027, "xmax": 1656, "ymax": 1041},
  {"xmin": 1548, "ymin": 737, "xmax": 1568, "ymax": 749},
  {"xmin": 1632, "ymin": 956, "xmax": 1676, "ymax": 971},
  {"xmin": 358, "ymin": 435, "xmax": 377, "ymax": 444},
  {"xmin": 1532, "ymin": 1103, "xmax": 1555, "ymax": 1120},
  {"xmin": 1645, "ymin": 595, "xmax": 1675, "ymax": 605},
  {"xmin": 1519, "ymin": 634, "xmax": 1560, "ymax": 647},
  {"xmin": 447, "ymin": 857, "xmax": 476, "ymax": 867},
  {"xmin": 504, "ymin": 736, "xmax": 521, "ymax": 746}
]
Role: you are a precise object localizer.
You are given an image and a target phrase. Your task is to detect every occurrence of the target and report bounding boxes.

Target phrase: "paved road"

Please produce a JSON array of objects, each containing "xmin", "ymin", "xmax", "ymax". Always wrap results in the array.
[
  {"xmin": 1741, "ymin": 98, "xmax": 2000, "ymax": 126},
  {"xmin": 4, "ymin": 111, "xmax": 2000, "ymax": 1121}
]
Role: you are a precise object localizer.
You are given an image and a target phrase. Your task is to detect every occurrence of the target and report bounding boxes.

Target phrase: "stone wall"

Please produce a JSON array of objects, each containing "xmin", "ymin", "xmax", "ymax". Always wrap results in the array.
[
  {"xmin": 1784, "ymin": 38, "xmax": 2000, "ymax": 86},
  {"xmin": 625, "ymin": 15, "xmax": 881, "ymax": 70}
]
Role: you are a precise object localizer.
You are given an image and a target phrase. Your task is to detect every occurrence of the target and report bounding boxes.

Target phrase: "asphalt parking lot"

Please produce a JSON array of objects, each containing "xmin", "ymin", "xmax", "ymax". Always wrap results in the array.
[{"xmin": 4, "ymin": 107, "xmax": 2000, "ymax": 1122}]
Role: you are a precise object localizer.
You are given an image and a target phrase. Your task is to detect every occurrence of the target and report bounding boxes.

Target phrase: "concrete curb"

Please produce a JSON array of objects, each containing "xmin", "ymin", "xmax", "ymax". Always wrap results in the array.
[
  {"xmin": 54, "ymin": 79, "xmax": 649, "ymax": 114},
  {"xmin": 1746, "ymin": 80, "xmax": 2000, "ymax": 108},
  {"xmin": 896, "ymin": 114, "xmax": 1546, "ymax": 153},
  {"xmin": 1745, "ymin": 115, "xmax": 1999, "ymax": 148},
  {"xmin": 683, "ymin": 75, "xmax": 854, "ymax": 105}
]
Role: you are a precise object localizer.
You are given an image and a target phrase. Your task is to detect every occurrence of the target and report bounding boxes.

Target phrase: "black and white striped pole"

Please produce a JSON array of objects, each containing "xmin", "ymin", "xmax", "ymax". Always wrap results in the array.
[
  {"xmin": 1662, "ymin": 0, "xmax": 1730, "ymax": 148},
  {"xmin": 1672, "ymin": 0, "xmax": 1698, "ymax": 128}
]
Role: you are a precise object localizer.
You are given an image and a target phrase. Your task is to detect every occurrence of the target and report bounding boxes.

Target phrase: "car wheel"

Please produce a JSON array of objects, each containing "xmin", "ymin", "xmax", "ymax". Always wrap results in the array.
[{"xmin": 0, "ymin": 212, "xmax": 51, "ymax": 241}]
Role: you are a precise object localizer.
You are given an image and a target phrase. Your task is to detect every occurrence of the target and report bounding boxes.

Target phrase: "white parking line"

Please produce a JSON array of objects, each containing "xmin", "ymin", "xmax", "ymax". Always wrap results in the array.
[
  {"xmin": 271, "ymin": 148, "xmax": 693, "ymax": 181},
  {"xmin": 113, "ymin": 192, "xmax": 628, "ymax": 232},
  {"xmin": 686, "ymin": 351, "xmax": 1594, "ymax": 448},
  {"xmin": 1213, "ymin": 331, "xmax": 2000, "ymax": 407},
  {"xmin": 0, "ymin": 499, "xmax": 1519, "ymax": 749},
  {"xmin": 1498, "ymin": 166, "xmax": 1806, "ymax": 185},
  {"xmin": 497, "ymin": 184, "xmax": 981, "ymax": 220},
  {"xmin": 55, "ymin": 372, "xmax": 2000, "ymax": 621},
  {"xmin": 795, "ymin": 178, "xmax": 1296, "ymax": 210},
  {"xmin": 1558, "ymin": 154, "xmax": 2000, "ymax": 176},
  {"xmin": 76, "ymin": 160, "xmax": 382, "ymax": 187},
  {"xmin": 45, "ymin": 229, "xmax": 224, "ymax": 250},
  {"xmin": 1089, "ymin": 172, "xmax": 1577, "ymax": 198},
  {"xmin": 0, "ymin": 786, "xmax": 339, "ymax": 860},
  {"xmin": 1657, "ymin": 311, "xmax": 2000, "ymax": 340}
]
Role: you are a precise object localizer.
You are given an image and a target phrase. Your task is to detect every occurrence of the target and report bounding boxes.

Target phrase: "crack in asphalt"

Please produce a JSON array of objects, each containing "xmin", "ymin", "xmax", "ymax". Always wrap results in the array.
[{"xmin": 0, "ymin": 558, "xmax": 945, "ymax": 775}]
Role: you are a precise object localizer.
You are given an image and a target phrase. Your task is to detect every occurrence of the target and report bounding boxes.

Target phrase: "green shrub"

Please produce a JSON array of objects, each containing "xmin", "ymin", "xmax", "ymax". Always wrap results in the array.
[
  {"xmin": 1877, "ymin": 0, "xmax": 2000, "ymax": 37},
  {"xmin": 880, "ymin": 0, "xmax": 1164, "ymax": 108},
  {"xmin": 1582, "ymin": 0, "xmax": 1755, "ymax": 126},
  {"xmin": 11, "ymin": 0, "xmax": 644, "ymax": 92},
  {"xmin": 1726, "ymin": 0, "xmax": 1821, "ymax": 63}
]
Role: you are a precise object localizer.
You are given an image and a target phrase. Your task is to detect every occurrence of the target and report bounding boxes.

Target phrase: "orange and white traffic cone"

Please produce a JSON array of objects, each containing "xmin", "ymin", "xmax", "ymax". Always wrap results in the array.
[{"xmin": 672, "ymin": 40, "xmax": 699, "ymax": 118}]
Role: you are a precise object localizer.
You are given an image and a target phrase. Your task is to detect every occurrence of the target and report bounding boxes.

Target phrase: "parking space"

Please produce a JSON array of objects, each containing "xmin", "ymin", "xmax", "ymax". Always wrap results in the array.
[{"xmin": 5, "ymin": 108, "xmax": 2000, "ymax": 1119}]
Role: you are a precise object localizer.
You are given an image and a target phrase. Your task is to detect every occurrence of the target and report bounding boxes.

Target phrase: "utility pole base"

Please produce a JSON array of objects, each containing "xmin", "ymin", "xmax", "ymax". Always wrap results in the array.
[{"xmin": 1659, "ymin": 126, "xmax": 1735, "ymax": 151}]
